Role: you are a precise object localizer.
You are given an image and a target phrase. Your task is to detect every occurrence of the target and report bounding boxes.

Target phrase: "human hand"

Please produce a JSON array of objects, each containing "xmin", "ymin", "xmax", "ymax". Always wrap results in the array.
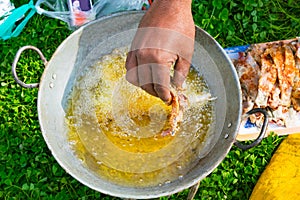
[{"xmin": 125, "ymin": 0, "xmax": 195, "ymax": 103}]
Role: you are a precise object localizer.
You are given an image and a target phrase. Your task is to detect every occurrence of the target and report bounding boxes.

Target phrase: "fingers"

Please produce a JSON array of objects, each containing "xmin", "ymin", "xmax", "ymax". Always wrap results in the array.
[
  {"xmin": 126, "ymin": 50, "xmax": 167, "ymax": 99},
  {"xmin": 125, "ymin": 49, "xmax": 191, "ymax": 103},
  {"xmin": 135, "ymin": 63, "xmax": 172, "ymax": 102},
  {"xmin": 125, "ymin": 51, "xmax": 139, "ymax": 87},
  {"xmin": 138, "ymin": 64, "xmax": 158, "ymax": 97},
  {"xmin": 125, "ymin": 49, "xmax": 190, "ymax": 103},
  {"xmin": 136, "ymin": 49, "xmax": 174, "ymax": 102},
  {"xmin": 125, "ymin": 27, "xmax": 194, "ymax": 103},
  {"xmin": 173, "ymin": 57, "xmax": 191, "ymax": 88},
  {"xmin": 151, "ymin": 63, "xmax": 172, "ymax": 102}
]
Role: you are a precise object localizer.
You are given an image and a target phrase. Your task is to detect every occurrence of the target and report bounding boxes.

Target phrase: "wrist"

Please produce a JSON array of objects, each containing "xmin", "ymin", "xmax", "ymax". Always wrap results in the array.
[{"xmin": 153, "ymin": 0, "xmax": 192, "ymax": 7}]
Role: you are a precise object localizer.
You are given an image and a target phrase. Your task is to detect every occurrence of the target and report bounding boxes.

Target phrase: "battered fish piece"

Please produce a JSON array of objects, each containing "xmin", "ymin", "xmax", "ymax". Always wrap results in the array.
[
  {"xmin": 247, "ymin": 43, "xmax": 268, "ymax": 66},
  {"xmin": 266, "ymin": 43, "xmax": 284, "ymax": 109},
  {"xmin": 161, "ymin": 91, "xmax": 188, "ymax": 136},
  {"xmin": 291, "ymin": 42, "xmax": 300, "ymax": 111},
  {"xmin": 255, "ymin": 53, "xmax": 277, "ymax": 108},
  {"xmin": 291, "ymin": 98, "xmax": 300, "ymax": 111},
  {"xmin": 268, "ymin": 83, "xmax": 281, "ymax": 109},
  {"xmin": 235, "ymin": 52, "xmax": 260, "ymax": 113},
  {"xmin": 280, "ymin": 44, "xmax": 296, "ymax": 107}
]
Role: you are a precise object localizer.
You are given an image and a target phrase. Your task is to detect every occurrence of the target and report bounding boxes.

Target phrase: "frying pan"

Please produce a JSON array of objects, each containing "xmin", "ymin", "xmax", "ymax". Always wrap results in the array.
[{"xmin": 12, "ymin": 11, "xmax": 267, "ymax": 199}]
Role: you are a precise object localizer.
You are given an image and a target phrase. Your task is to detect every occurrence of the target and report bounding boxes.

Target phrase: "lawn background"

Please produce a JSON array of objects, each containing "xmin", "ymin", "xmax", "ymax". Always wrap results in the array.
[{"xmin": 0, "ymin": 0, "xmax": 299, "ymax": 199}]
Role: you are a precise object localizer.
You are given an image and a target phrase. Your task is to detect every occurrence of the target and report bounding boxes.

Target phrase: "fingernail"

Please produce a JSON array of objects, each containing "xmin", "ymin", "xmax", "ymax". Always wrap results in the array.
[
  {"xmin": 165, "ymin": 97, "xmax": 172, "ymax": 105},
  {"xmin": 164, "ymin": 92, "xmax": 174, "ymax": 105}
]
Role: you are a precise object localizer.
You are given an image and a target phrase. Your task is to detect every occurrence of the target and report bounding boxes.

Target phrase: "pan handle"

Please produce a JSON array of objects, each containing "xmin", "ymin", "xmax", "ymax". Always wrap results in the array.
[
  {"xmin": 234, "ymin": 108, "xmax": 268, "ymax": 151},
  {"xmin": 12, "ymin": 45, "xmax": 48, "ymax": 88}
]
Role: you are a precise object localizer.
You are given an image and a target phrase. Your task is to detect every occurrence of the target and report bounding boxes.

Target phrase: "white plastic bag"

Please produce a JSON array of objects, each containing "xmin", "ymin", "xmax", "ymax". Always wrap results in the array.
[
  {"xmin": 0, "ymin": 0, "xmax": 150, "ymax": 40},
  {"xmin": 0, "ymin": 0, "xmax": 15, "ymax": 25},
  {"xmin": 35, "ymin": 0, "xmax": 149, "ymax": 28},
  {"xmin": 93, "ymin": 0, "xmax": 149, "ymax": 17}
]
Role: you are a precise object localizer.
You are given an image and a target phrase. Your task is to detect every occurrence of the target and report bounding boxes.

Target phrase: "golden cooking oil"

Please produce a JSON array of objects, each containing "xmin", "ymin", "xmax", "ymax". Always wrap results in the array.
[{"xmin": 65, "ymin": 47, "xmax": 215, "ymax": 187}]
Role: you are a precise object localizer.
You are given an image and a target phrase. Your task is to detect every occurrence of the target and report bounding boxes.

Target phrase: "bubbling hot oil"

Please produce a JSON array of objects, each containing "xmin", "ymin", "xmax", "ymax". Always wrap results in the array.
[{"xmin": 66, "ymin": 47, "xmax": 215, "ymax": 187}]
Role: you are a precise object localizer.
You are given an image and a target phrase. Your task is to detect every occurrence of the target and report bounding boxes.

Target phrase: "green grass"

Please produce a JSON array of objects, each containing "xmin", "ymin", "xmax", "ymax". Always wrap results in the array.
[
  {"xmin": 1, "ymin": 0, "xmax": 299, "ymax": 199},
  {"xmin": 193, "ymin": 0, "xmax": 300, "ymax": 46}
]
